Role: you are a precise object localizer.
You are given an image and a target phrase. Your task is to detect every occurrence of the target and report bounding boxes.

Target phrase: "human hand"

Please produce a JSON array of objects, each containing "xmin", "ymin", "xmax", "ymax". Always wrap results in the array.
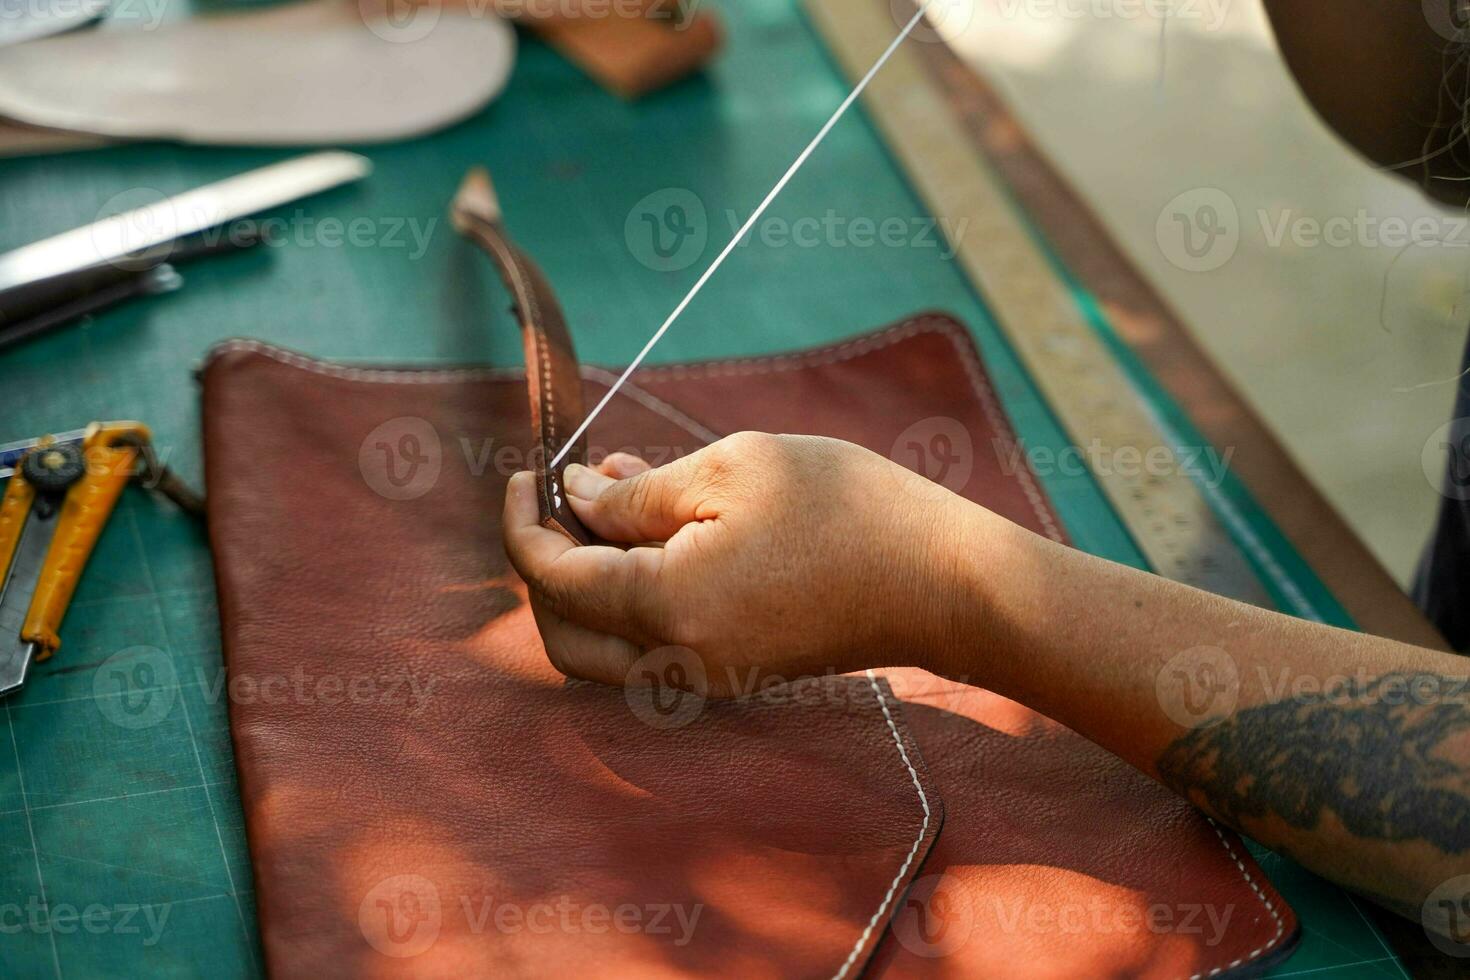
[{"xmin": 504, "ymin": 432, "xmax": 988, "ymax": 695}]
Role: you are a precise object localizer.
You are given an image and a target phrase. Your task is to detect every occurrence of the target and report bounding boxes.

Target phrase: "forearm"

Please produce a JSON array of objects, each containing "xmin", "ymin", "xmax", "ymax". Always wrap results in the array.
[{"xmin": 928, "ymin": 507, "xmax": 1470, "ymax": 922}]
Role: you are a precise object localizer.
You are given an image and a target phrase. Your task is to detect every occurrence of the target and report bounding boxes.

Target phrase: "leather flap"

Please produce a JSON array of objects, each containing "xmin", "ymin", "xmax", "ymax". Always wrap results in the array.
[
  {"xmin": 202, "ymin": 339, "xmax": 942, "ymax": 979},
  {"xmin": 202, "ymin": 313, "xmax": 1299, "ymax": 978}
]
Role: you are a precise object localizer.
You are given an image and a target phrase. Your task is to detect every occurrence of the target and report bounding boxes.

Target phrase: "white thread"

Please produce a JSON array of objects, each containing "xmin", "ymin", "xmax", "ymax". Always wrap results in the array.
[
  {"xmin": 203, "ymin": 338, "xmax": 523, "ymax": 383},
  {"xmin": 469, "ymin": 219, "xmax": 565, "ymax": 519},
  {"xmin": 550, "ymin": 0, "xmax": 936, "ymax": 468},
  {"xmin": 830, "ymin": 670, "xmax": 933, "ymax": 980},
  {"xmin": 579, "ymin": 367, "xmax": 722, "ymax": 445},
  {"xmin": 1184, "ymin": 818, "xmax": 1288, "ymax": 980},
  {"xmin": 633, "ymin": 318, "xmax": 937, "ymax": 379},
  {"xmin": 941, "ymin": 325, "xmax": 1065, "ymax": 544}
]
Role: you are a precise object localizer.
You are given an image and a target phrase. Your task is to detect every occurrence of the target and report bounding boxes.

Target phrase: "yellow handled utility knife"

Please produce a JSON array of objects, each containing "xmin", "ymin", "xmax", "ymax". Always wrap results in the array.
[{"xmin": 0, "ymin": 421, "xmax": 198, "ymax": 695}]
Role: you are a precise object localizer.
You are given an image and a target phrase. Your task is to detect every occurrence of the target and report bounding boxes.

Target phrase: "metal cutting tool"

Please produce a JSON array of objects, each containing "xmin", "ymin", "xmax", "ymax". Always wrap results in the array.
[
  {"xmin": 0, "ymin": 152, "xmax": 370, "ymax": 351},
  {"xmin": 0, "ymin": 421, "xmax": 202, "ymax": 695}
]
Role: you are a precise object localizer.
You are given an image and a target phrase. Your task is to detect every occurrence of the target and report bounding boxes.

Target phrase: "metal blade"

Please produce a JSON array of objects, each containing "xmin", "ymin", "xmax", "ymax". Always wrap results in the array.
[
  {"xmin": 0, "ymin": 430, "xmax": 86, "ymax": 479},
  {"xmin": 0, "ymin": 643, "xmax": 39, "ymax": 698},
  {"xmin": 0, "ymin": 498, "xmax": 62, "ymax": 696},
  {"xmin": 0, "ymin": 151, "xmax": 372, "ymax": 292}
]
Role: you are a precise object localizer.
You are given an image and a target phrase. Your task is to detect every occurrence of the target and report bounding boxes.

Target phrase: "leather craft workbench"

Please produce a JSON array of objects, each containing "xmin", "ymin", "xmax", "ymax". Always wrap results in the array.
[{"xmin": 0, "ymin": 0, "xmax": 1439, "ymax": 976}]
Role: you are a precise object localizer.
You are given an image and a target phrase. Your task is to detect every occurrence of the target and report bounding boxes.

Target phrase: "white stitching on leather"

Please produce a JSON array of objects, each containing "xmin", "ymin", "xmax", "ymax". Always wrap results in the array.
[
  {"xmin": 543, "ymin": 332, "xmax": 559, "ymax": 507},
  {"xmin": 943, "ymin": 328, "xmax": 1064, "ymax": 545},
  {"xmin": 830, "ymin": 670, "xmax": 933, "ymax": 980},
  {"xmin": 202, "ymin": 342, "xmax": 725, "ymax": 449},
  {"xmin": 1186, "ymin": 818, "xmax": 1287, "ymax": 979},
  {"xmin": 204, "ymin": 338, "xmax": 524, "ymax": 383},
  {"xmin": 473, "ymin": 224, "xmax": 563, "ymax": 512},
  {"xmin": 580, "ymin": 367, "xmax": 722, "ymax": 446},
  {"xmin": 632, "ymin": 318, "xmax": 933, "ymax": 379}
]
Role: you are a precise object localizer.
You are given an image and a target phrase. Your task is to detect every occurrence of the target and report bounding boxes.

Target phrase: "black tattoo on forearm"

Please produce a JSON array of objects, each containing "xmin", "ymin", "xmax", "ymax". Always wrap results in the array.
[{"xmin": 1157, "ymin": 673, "xmax": 1470, "ymax": 853}]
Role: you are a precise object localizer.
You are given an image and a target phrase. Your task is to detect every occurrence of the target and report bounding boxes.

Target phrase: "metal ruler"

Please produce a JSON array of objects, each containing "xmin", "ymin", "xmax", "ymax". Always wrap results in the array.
[{"xmin": 806, "ymin": 0, "xmax": 1273, "ymax": 607}]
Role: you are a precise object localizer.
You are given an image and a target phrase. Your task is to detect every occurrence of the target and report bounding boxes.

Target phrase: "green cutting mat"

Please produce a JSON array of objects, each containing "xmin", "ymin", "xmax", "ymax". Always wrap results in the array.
[{"xmin": 0, "ymin": 0, "xmax": 1414, "ymax": 975}]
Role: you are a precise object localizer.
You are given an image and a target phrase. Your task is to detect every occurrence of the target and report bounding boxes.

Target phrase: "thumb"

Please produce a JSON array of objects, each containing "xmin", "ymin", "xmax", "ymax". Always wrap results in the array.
[{"xmin": 564, "ymin": 455, "xmax": 709, "ymax": 543}]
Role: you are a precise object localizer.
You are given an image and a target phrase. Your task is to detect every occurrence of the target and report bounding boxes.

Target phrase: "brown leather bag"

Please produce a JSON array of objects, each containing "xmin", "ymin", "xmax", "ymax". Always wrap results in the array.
[{"xmin": 201, "ymin": 206, "xmax": 1298, "ymax": 977}]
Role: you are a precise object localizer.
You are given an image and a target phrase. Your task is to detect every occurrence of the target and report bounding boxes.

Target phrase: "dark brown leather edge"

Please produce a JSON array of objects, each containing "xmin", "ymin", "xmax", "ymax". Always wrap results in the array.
[{"xmin": 457, "ymin": 210, "xmax": 592, "ymax": 545}]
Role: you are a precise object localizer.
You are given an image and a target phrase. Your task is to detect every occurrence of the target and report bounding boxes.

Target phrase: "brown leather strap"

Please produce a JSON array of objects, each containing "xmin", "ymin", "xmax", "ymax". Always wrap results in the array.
[{"xmin": 452, "ymin": 170, "xmax": 591, "ymax": 544}]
